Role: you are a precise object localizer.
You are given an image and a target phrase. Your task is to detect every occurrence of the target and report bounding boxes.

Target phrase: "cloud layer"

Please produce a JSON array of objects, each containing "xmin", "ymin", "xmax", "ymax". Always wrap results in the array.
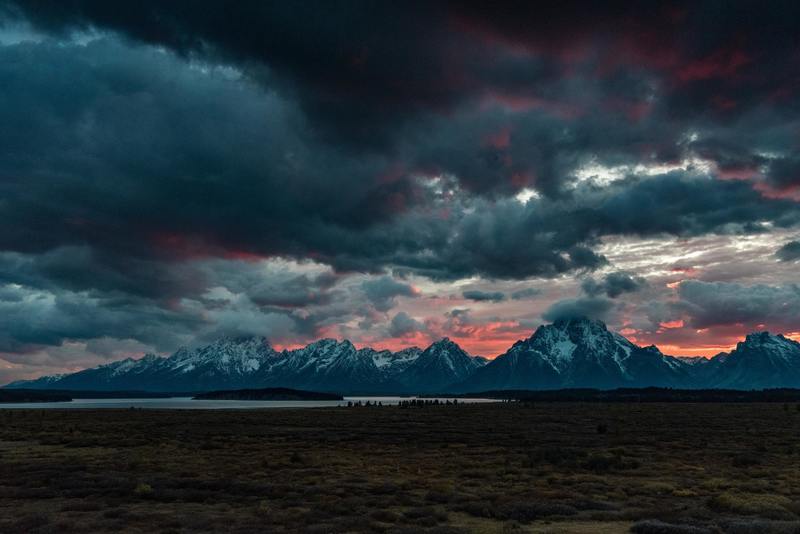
[{"xmin": 1, "ymin": 2, "xmax": 800, "ymax": 380}]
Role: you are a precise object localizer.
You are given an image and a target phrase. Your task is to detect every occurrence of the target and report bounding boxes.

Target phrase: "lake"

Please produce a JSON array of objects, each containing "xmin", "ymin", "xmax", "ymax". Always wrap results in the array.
[{"xmin": 0, "ymin": 396, "xmax": 498, "ymax": 410}]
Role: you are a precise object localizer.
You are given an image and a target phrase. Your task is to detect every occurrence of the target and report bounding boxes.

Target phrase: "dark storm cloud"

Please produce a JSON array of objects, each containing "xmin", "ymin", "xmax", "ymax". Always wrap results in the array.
[
  {"xmin": 0, "ymin": 37, "xmax": 419, "ymax": 250},
  {"xmin": 462, "ymin": 290, "xmax": 505, "ymax": 302},
  {"xmin": 0, "ymin": 283, "xmax": 203, "ymax": 353},
  {"xmin": 766, "ymin": 157, "xmax": 800, "ymax": 191},
  {"xmin": 0, "ymin": 37, "xmax": 424, "ymax": 286},
  {"xmin": 1, "ymin": 2, "xmax": 800, "ymax": 372},
  {"xmin": 0, "ymin": 6, "xmax": 798, "ymax": 287},
  {"xmin": 541, "ymin": 297, "xmax": 616, "ymax": 323},
  {"xmin": 676, "ymin": 280, "xmax": 800, "ymax": 331},
  {"xmin": 776, "ymin": 241, "xmax": 800, "ymax": 262},
  {"xmin": 0, "ymin": 0, "xmax": 457, "ymax": 147},
  {"xmin": 244, "ymin": 273, "xmax": 338, "ymax": 309},
  {"xmin": 9, "ymin": 1, "xmax": 800, "ymax": 120},
  {"xmin": 192, "ymin": 259, "xmax": 343, "ymax": 310},
  {"xmin": 401, "ymin": 174, "xmax": 800, "ymax": 281},
  {"xmin": 582, "ymin": 272, "xmax": 647, "ymax": 298},
  {"xmin": 388, "ymin": 311, "xmax": 424, "ymax": 338},
  {"xmin": 510, "ymin": 288, "xmax": 541, "ymax": 300},
  {"xmin": 361, "ymin": 277, "xmax": 418, "ymax": 312},
  {"xmin": 587, "ymin": 174, "xmax": 800, "ymax": 236},
  {"xmin": 4, "ymin": 0, "xmax": 800, "ymax": 198},
  {"xmin": 542, "ymin": 270, "xmax": 645, "ymax": 324},
  {"xmin": 0, "ymin": 31, "xmax": 796, "ymax": 289},
  {"xmin": 0, "ymin": 248, "xmax": 206, "ymax": 301}
]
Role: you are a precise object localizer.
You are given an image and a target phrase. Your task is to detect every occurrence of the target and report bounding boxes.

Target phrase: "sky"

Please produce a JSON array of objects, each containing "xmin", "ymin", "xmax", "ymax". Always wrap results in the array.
[{"xmin": 1, "ymin": 1, "xmax": 800, "ymax": 383}]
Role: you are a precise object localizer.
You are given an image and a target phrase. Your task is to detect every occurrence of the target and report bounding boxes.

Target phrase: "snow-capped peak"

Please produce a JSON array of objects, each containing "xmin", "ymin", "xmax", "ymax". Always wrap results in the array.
[
  {"xmin": 525, "ymin": 316, "xmax": 635, "ymax": 372},
  {"xmin": 208, "ymin": 335, "xmax": 272, "ymax": 352},
  {"xmin": 304, "ymin": 338, "xmax": 355, "ymax": 353},
  {"xmin": 737, "ymin": 332, "xmax": 800, "ymax": 361},
  {"xmin": 163, "ymin": 335, "xmax": 278, "ymax": 375},
  {"xmin": 369, "ymin": 347, "xmax": 421, "ymax": 369},
  {"xmin": 551, "ymin": 317, "xmax": 609, "ymax": 335},
  {"xmin": 7, "ymin": 325, "xmax": 800, "ymax": 392},
  {"xmin": 427, "ymin": 337, "xmax": 461, "ymax": 353},
  {"xmin": 416, "ymin": 337, "xmax": 482, "ymax": 373}
]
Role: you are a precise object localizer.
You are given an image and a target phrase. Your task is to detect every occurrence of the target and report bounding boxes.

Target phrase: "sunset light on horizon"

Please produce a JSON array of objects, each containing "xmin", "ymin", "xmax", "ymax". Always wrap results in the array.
[{"xmin": 1, "ymin": 1, "xmax": 800, "ymax": 384}]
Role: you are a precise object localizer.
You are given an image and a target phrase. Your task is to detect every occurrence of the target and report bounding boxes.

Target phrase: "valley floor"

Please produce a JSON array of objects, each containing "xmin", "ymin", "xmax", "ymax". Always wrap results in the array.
[{"xmin": 1, "ymin": 403, "xmax": 799, "ymax": 533}]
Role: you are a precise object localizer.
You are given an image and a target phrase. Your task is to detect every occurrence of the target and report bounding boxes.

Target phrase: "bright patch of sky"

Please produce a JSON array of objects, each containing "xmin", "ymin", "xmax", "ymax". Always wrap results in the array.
[{"xmin": 573, "ymin": 155, "xmax": 716, "ymax": 187}]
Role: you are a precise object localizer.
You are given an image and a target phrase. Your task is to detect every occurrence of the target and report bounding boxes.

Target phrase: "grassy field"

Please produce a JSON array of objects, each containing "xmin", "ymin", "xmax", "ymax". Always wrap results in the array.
[{"xmin": 1, "ymin": 403, "xmax": 800, "ymax": 533}]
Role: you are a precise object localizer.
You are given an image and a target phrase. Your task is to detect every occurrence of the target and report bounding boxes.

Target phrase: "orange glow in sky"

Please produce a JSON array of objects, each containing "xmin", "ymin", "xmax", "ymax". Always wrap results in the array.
[{"xmin": 273, "ymin": 324, "xmax": 796, "ymax": 360}]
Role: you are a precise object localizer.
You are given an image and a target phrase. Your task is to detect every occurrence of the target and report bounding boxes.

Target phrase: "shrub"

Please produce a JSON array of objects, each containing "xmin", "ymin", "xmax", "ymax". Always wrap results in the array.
[
  {"xmin": 717, "ymin": 518, "xmax": 800, "ymax": 534},
  {"xmin": 501, "ymin": 521, "xmax": 524, "ymax": 532},
  {"xmin": 524, "ymin": 446, "xmax": 585, "ymax": 467},
  {"xmin": 289, "ymin": 451, "xmax": 309, "ymax": 465},
  {"xmin": 403, "ymin": 506, "xmax": 448, "ymax": 525},
  {"xmin": 494, "ymin": 502, "xmax": 577, "ymax": 522},
  {"xmin": 133, "ymin": 482, "xmax": 154, "ymax": 498},
  {"xmin": 582, "ymin": 452, "xmax": 640, "ymax": 472},
  {"xmin": 641, "ymin": 482, "xmax": 678, "ymax": 495},
  {"xmin": 732, "ymin": 452, "xmax": 762, "ymax": 468},
  {"xmin": 103, "ymin": 509, "xmax": 124, "ymax": 519},
  {"xmin": 0, "ymin": 513, "xmax": 51, "ymax": 532},
  {"xmin": 370, "ymin": 509, "xmax": 400, "ymax": 523},
  {"xmin": 709, "ymin": 492, "xmax": 793, "ymax": 518},
  {"xmin": 457, "ymin": 501, "xmax": 493, "ymax": 518},
  {"xmin": 630, "ymin": 519, "xmax": 712, "ymax": 533},
  {"xmin": 256, "ymin": 500, "xmax": 271, "ymax": 516},
  {"xmin": 426, "ymin": 490, "xmax": 452, "ymax": 503}
]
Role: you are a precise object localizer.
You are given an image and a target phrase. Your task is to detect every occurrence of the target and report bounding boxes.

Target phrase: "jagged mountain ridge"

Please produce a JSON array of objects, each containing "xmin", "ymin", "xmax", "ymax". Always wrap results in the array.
[
  {"xmin": 6, "ymin": 318, "xmax": 800, "ymax": 392},
  {"xmin": 453, "ymin": 318, "xmax": 694, "ymax": 391},
  {"xmin": 693, "ymin": 332, "xmax": 800, "ymax": 389},
  {"xmin": 6, "ymin": 335, "xmax": 483, "ymax": 393},
  {"xmin": 393, "ymin": 338, "xmax": 487, "ymax": 393}
]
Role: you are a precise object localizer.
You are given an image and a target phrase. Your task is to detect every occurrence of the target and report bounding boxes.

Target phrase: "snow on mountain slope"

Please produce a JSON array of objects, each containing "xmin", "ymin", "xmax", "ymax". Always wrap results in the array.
[
  {"xmin": 394, "ymin": 338, "xmax": 486, "ymax": 392},
  {"xmin": 8, "ymin": 337, "xmax": 279, "ymax": 391},
  {"xmin": 167, "ymin": 336, "xmax": 277, "ymax": 375},
  {"xmin": 699, "ymin": 332, "xmax": 800, "ymax": 389},
  {"xmin": 8, "ymin": 320, "xmax": 800, "ymax": 393},
  {"xmin": 455, "ymin": 317, "xmax": 692, "ymax": 391},
  {"xmin": 244, "ymin": 339, "xmax": 410, "ymax": 393},
  {"xmin": 371, "ymin": 347, "xmax": 422, "ymax": 374}
]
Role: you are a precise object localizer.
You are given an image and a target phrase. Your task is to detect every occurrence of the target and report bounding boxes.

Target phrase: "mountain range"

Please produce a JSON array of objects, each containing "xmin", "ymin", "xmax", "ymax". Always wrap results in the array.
[{"xmin": 6, "ymin": 318, "xmax": 800, "ymax": 393}]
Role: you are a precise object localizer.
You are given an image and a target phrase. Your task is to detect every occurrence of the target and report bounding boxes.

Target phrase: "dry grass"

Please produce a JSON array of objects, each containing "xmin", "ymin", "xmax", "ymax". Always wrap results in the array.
[{"xmin": 0, "ymin": 403, "xmax": 799, "ymax": 533}]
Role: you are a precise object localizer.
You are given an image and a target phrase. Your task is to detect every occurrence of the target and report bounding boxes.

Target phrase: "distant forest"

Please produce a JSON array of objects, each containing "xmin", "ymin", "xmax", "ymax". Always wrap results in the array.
[{"xmin": 464, "ymin": 387, "xmax": 800, "ymax": 403}]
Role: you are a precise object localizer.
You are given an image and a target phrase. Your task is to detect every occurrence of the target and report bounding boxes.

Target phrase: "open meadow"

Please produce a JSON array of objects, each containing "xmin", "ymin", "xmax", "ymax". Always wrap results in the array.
[{"xmin": 1, "ymin": 403, "xmax": 800, "ymax": 533}]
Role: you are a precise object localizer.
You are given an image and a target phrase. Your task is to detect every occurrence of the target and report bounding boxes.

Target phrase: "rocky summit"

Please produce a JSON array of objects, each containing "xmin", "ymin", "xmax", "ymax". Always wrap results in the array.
[{"xmin": 7, "ymin": 318, "xmax": 800, "ymax": 393}]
